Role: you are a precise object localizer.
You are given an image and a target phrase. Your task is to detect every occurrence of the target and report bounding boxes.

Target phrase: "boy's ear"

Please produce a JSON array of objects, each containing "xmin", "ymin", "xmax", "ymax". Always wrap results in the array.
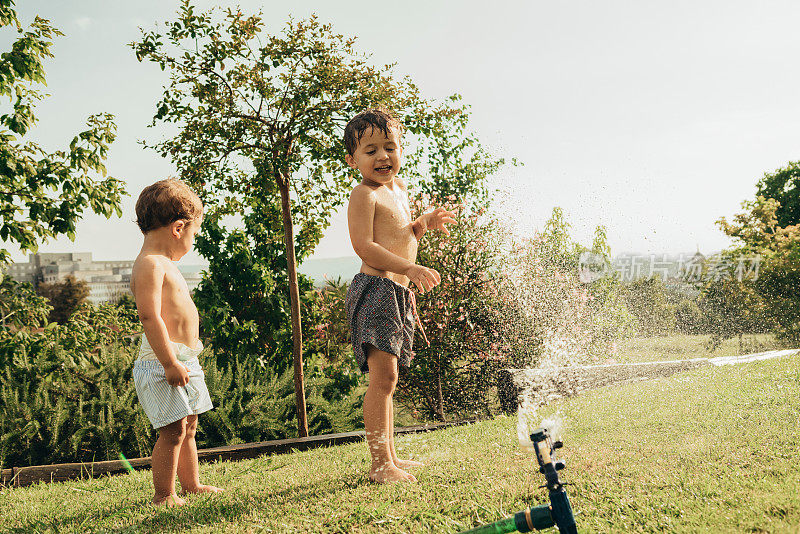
[
  {"xmin": 345, "ymin": 154, "xmax": 357, "ymax": 169},
  {"xmin": 171, "ymin": 219, "xmax": 185, "ymax": 238}
]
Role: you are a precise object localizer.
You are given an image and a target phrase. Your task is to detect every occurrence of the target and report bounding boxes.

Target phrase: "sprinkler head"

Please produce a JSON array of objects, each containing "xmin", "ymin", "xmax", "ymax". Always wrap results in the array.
[
  {"xmin": 529, "ymin": 427, "xmax": 569, "ymax": 484},
  {"xmin": 529, "ymin": 427, "xmax": 578, "ymax": 534},
  {"xmin": 530, "ymin": 428, "xmax": 549, "ymax": 443}
]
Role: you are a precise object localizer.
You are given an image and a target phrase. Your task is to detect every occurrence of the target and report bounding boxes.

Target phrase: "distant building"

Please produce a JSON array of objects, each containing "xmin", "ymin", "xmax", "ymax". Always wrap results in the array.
[{"xmin": 5, "ymin": 253, "xmax": 204, "ymax": 304}]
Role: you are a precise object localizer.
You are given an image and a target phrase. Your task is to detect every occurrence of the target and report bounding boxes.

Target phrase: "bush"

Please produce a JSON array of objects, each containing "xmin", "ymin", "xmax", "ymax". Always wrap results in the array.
[
  {"xmin": 621, "ymin": 276, "xmax": 675, "ymax": 336},
  {"xmin": 199, "ymin": 352, "xmax": 363, "ymax": 447},
  {"xmin": 36, "ymin": 275, "xmax": 90, "ymax": 325},
  {"xmin": 674, "ymin": 299, "xmax": 705, "ymax": 335},
  {"xmin": 391, "ymin": 199, "xmax": 523, "ymax": 421},
  {"xmin": 0, "ymin": 302, "xmax": 146, "ymax": 467},
  {"xmin": 0, "ymin": 277, "xmax": 364, "ymax": 467},
  {"xmin": 0, "ymin": 336, "xmax": 364, "ymax": 468}
]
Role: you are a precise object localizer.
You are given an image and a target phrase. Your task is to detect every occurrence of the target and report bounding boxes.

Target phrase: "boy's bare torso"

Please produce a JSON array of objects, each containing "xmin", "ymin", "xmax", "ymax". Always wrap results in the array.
[
  {"xmin": 358, "ymin": 179, "xmax": 417, "ymax": 286},
  {"xmin": 131, "ymin": 254, "xmax": 200, "ymax": 347}
]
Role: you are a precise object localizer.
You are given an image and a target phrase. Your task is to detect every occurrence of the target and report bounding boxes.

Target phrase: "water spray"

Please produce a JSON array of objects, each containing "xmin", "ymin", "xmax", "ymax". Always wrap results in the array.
[{"xmin": 459, "ymin": 427, "xmax": 578, "ymax": 534}]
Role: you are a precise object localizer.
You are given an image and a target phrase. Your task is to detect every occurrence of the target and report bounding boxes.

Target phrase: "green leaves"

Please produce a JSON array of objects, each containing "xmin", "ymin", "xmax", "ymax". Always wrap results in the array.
[
  {"xmin": 0, "ymin": 4, "xmax": 124, "ymax": 263},
  {"xmin": 0, "ymin": 297, "xmax": 143, "ymax": 468},
  {"xmin": 131, "ymin": 6, "xmax": 420, "ymax": 259},
  {"xmin": 755, "ymin": 161, "xmax": 800, "ymax": 229}
]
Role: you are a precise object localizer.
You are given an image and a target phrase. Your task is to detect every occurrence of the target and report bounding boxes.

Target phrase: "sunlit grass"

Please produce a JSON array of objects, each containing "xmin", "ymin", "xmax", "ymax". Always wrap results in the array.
[
  {"xmin": 546, "ymin": 352, "xmax": 800, "ymax": 533},
  {"xmin": 614, "ymin": 333, "xmax": 781, "ymax": 363},
  {"xmin": 2, "ymin": 349, "xmax": 799, "ymax": 532}
]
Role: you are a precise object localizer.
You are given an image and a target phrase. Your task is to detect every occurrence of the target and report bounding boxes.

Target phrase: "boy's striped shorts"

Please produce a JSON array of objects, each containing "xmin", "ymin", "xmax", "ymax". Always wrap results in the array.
[{"xmin": 133, "ymin": 357, "xmax": 213, "ymax": 429}]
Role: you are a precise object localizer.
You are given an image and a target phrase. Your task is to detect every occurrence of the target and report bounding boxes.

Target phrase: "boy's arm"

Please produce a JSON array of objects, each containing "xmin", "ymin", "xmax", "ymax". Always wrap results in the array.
[
  {"xmin": 348, "ymin": 187, "xmax": 440, "ymax": 292},
  {"xmin": 412, "ymin": 216, "xmax": 427, "ymax": 241},
  {"xmin": 132, "ymin": 258, "xmax": 189, "ymax": 387}
]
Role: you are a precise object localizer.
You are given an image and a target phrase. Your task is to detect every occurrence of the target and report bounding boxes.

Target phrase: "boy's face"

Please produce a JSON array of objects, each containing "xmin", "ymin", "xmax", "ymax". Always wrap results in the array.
[
  {"xmin": 172, "ymin": 216, "xmax": 203, "ymax": 259},
  {"xmin": 345, "ymin": 126, "xmax": 403, "ymax": 185}
]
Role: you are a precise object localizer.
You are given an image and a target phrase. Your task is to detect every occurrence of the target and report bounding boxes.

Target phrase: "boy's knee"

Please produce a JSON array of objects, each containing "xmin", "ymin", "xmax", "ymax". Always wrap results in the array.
[
  {"xmin": 184, "ymin": 415, "xmax": 198, "ymax": 438},
  {"xmin": 367, "ymin": 348, "xmax": 399, "ymax": 394},
  {"xmin": 370, "ymin": 373, "xmax": 397, "ymax": 395},
  {"xmin": 159, "ymin": 418, "xmax": 187, "ymax": 446}
]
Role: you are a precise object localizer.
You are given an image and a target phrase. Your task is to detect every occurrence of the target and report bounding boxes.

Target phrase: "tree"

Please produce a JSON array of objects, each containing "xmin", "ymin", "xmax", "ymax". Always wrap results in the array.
[
  {"xmin": 402, "ymin": 94, "xmax": 510, "ymax": 209},
  {"xmin": 674, "ymin": 299, "xmax": 705, "ymax": 335},
  {"xmin": 540, "ymin": 207, "xmax": 584, "ymax": 273},
  {"xmin": 755, "ymin": 162, "xmax": 800, "ymax": 228},
  {"xmin": 584, "ymin": 225, "xmax": 635, "ymax": 356},
  {"xmin": 191, "ymin": 212, "xmax": 320, "ymax": 374},
  {"xmin": 37, "ymin": 275, "xmax": 90, "ymax": 324},
  {"xmin": 0, "ymin": 1, "xmax": 125, "ymax": 263},
  {"xmin": 698, "ymin": 275, "xmax": 769, "ymax": 352},
  {"xmin": 717, "ymin": 195, "xmax": 800, "ymax": 256},
  {"xmin": 716, "ymin": 194, "xmax": 796, "ymax": 345}
]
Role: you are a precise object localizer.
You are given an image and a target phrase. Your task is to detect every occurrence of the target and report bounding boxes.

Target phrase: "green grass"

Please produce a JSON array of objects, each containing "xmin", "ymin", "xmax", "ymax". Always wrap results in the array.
[
  {"xmin": 3, "ymin": 347, "xmax": 800, "ymax": 532},
  {"xmin": 613, "ymin": 333, "xmax": 782, "ymax": 364}
]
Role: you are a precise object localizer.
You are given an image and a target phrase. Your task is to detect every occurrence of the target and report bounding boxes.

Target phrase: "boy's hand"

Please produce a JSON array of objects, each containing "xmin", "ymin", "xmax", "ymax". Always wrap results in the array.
[
  {"xmin": 165, "ymin": 362, "xmax": 190, "ymax": 387},
  {"xmin": 405, "ymin": 264, "xmax": 441, "ymax": 293},
  {"xmin": 414, "ymin": 208, "xmax": 457, "ymax": 240}
]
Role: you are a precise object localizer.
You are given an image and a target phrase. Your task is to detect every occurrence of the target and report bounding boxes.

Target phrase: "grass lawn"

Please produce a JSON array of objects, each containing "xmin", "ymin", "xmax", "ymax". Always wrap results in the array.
[
  {"xmin": 613, "ymin": 333, "xmax": 782, "ymax": 364},
  {"xmin": 3, "ymin": 348, "xmax": 800, "ymax": 532}
]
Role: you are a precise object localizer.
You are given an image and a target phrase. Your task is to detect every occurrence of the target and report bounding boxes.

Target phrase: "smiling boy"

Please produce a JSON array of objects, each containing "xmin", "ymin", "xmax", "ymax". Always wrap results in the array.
[{"xmin": 345, "ymin": 108, "xmax": 456, "ymax": 483}]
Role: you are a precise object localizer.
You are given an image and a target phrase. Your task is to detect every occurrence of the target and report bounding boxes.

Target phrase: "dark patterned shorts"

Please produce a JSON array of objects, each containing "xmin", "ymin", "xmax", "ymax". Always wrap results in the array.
[{"xmin": 346, "ymin": 273, "xmax": 415, "ymax": 373}]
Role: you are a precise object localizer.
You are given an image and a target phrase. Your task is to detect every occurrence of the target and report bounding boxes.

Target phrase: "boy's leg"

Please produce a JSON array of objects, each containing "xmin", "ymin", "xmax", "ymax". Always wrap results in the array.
[
  {"xmin": 388, "ymin": 401, "xmax": 424, "ymax": 469},
  {"xmin": 177, "ymin": 414, "xmax": 223, "ymax": 495},
  {"xmin": 151, "ymin": 418, "xmax": 187, "ymax": 506},
  {"xmin": 364, "ymin": 347, "xmax": 415, "ymax": 483}
]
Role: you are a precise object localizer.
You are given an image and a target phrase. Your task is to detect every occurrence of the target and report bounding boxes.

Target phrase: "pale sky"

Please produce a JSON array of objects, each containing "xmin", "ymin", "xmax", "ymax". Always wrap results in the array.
[{"xmin": 7, "ymin": 0, "xmax": 800, "ymax": 264}]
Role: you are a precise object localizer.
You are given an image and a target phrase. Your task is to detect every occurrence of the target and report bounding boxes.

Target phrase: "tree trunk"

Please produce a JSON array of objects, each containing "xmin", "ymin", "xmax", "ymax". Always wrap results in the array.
[{"xmin": 277, "ymin": 173, "xmax": 308, "ymax": 438}]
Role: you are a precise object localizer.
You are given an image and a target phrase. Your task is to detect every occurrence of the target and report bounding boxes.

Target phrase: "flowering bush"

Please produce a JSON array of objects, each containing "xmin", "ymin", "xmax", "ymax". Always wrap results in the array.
[
  {"xmin": 394, "ymin": 197, "xmax": 519, "ymax": 420},
  {"xmin": 395, "ymin": 201, "xmax": 629, "ymax": 421}
]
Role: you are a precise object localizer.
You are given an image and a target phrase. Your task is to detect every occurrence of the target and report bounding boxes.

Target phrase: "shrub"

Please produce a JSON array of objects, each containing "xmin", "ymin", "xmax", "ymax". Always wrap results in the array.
[
  {"xmin": 0, "ymin": 277, "xmax": 364, "ymax": 467},
  {"xmin": 674, "ymin": 299, "xmax": 705, "ymax": 335},
  {"xmin": 36, "ymin": 275, "xmax": 90, "ymax": 325},
  {"xmin": 621, "ymin": 276, "xmax": 675, "ymax": 336}
]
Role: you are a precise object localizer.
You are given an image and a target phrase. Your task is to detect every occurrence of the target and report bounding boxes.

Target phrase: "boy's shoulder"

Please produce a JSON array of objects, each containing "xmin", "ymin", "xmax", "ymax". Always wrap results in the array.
[
  {"xmin": 349, "ymin": 178, "xmax": 407, "ymax": 199},
  {"xmin": 132, "ymin": 253, "xmax": 171, "ymax": 279},
  {"xmin": 349, "ymin": 182, "xmax": 378, "ymax": 201}
]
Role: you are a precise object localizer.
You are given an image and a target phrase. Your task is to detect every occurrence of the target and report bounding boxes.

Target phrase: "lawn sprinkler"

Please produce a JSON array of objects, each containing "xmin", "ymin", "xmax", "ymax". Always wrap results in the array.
[{"xmin": 459, "ymin": 427, "xmax": 578, "ymax": 534}]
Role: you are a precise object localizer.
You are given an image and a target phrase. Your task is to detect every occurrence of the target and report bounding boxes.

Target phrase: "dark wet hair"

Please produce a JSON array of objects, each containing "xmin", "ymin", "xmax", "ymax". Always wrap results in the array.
[
  {"xmin": 343, "ymin": 107, "xmax": 403, "ymax": 156},
  {"xmin": 135, "ymin": 178, "xmax": 203, "ymax": 233}
]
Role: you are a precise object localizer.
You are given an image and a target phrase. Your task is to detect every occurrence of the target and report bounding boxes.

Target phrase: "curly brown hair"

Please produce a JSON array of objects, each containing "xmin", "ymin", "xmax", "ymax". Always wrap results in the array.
[
  {"xmin": 135, "ymin": 178, "xmax": 203, "ymax": 233},
  {"xmin": 343, "ymin": 107, "xmax": 403, "ymax": 156}
]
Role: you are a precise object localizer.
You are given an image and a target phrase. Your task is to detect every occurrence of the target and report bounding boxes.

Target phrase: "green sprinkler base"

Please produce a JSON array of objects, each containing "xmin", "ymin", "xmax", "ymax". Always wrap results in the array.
[{"xmin": 460, "ymin": 504, "xmax": 554, "ymax": 533}]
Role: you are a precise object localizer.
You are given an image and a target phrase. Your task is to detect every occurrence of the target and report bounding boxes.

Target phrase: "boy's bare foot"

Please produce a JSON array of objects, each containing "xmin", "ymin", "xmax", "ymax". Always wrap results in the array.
[
  {"xmin": 180, "ymin": 484, "xmax": 224, "ymax": 496},
  {"xmin": 153, "ymin": 494, "xmax": 186, "ymax": 507},
  {"xmin": 369, "ymin": 464, "xmax": 417, "ymax": 484},
  {"xmin": 394, "ymin": 458, "xmax": 425, "ymax": 469}
]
